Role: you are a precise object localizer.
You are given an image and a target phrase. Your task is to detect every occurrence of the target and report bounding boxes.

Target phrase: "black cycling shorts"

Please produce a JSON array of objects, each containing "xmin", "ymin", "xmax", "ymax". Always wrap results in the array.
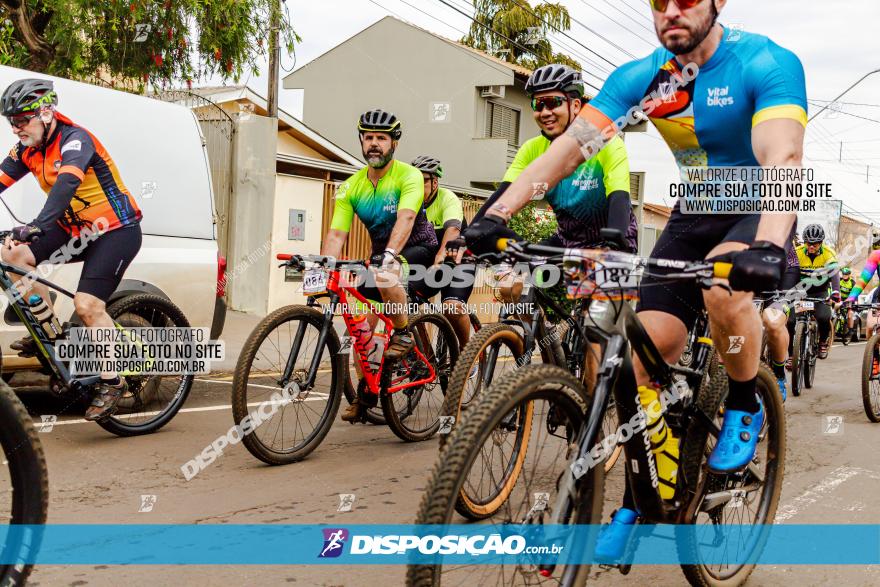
[
  {"xmin": 357, "ymin": 244, "xmax": 435, "ymax": 304},
  {"xmin": 637, "ymin": 212, "xmax": 760, "ymax": 330},
  {"xmin": 28, "ymin": 223, "xmax": 143, "ymax": 302},
  {"xmin": 411, "ymin": 263, "xmax": 476, "ymax": 304}
]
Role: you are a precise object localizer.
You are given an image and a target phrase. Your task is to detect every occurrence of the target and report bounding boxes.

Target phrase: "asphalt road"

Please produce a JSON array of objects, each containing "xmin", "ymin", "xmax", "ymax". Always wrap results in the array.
[{"xmin": 15, "ymin": 339, "xmax": 880, "ymax": 586}]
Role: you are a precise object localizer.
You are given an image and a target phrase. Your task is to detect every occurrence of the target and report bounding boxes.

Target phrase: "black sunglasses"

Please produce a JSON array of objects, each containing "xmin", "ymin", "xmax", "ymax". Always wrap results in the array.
[
  {"xmin": 7, "ymin": 112, "xmax": 38, "ymax": 129},
  {"xmin": 530, "ymin": 96, "xmax": 568, "ymax": 112}
]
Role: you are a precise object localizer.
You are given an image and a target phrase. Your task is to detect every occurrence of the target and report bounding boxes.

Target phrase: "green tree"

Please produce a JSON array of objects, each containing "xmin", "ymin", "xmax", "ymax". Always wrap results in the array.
[
  {"xmin": 0, "ymin": 1, "xmax": 299, "ymax": 91},
  {"xmin": 462, "ymin": 0, "xmax": 580, "ymax": 70}
]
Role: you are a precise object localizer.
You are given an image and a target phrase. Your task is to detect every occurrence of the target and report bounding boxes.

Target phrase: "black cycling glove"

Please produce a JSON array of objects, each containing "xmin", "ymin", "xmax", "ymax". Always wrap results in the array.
[
  {"xmin": 726, "ymin": 241, "xmax": 786, "ymax": 293},
  {"xmin": 463, "ymin": 214, "xmax": 517, "ymax": 256},
  {"xmin": 11, "ymin": 224, "xmax": 42, "ymax": 243}
]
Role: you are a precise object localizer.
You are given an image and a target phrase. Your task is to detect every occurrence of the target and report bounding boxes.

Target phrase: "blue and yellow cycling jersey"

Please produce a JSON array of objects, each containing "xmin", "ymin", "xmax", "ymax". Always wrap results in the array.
[
  {"xmin": 503, "ymin": 134, "xmax": 637, "ymax": 249},
  {"xmin": 330, "ymin": 160, "xmax": 437, "ymax": 255},
  {"xmin": 582, "ymin": 26, "xmax": 807, "ymax": 170}
]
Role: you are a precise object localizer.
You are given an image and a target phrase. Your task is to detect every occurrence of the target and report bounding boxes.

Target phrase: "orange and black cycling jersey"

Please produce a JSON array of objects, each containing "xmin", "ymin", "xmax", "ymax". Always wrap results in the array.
[{"xmin": 0, "ymin": 112, "xmax": 141, "ymax": 237}]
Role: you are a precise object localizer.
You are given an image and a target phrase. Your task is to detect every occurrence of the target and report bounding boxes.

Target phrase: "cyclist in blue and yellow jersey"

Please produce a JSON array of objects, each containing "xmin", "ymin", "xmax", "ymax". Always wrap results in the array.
[
  {"xmin": 794, "ymin": 224, "xmax": 839, "ymax": 359},
  {"xmin": 0, "ymin": 78, "xmax": 143, "ymax": 422},
  {"xmin": 473, "ymin": 63, "xmax": 637, "ymax": 252},
  {"xmin": 409, "ymin": 155, "xmax": 474, "ymax": 349},
  {"xmin": 321, "ymin": 109, "xmax": 438, "ymax": 422},
  {"xmin": 464, "ymin": 0, "xmax": 806, "ymax": 557}
]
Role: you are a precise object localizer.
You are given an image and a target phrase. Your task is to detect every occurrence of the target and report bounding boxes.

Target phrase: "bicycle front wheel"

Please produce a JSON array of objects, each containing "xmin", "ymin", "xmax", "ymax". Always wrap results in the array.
[
  {"xmin": 861, "ymin": 334, "xmax": 880, "ymax": 422},
  {"xmin": 381, "ymin": 312, "xmax": 458, "ymax": 442},
  {"xmin": 0, "ymin": 380, "xmax": 48, "ymax": 586},
  {"xmin": 231, "ymin": 305, "xmax": 342, "ymax": 464},
  {"xmin": 804, "ymin": 321, "xmax": 817, "ymax": 389},
  {"xmin": 99, "ymin": 294, "xmax": 195, "ymax": 436},
  {"xmin": 407, "ymin": 364, "xmax": 603, "ymax": 587}
]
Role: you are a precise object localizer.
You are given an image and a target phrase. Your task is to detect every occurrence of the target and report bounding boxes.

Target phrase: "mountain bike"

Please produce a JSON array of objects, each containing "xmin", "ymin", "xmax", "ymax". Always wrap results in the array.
[
  {"xmin": 859, "ymin": 303, "xmax": 880, "ymax": 422},
  {"xmin": 409, "ymin": 240, "xmax": 785, "ymax": 587},
  {"xmin": 834, "ymin": 302, "xmax": 860, "ymax": 344},
  {"xmin": 343, "ymin": 261, "xmax": 482, "ymax": 427},
  {"xmin": 437, "ymin": 252, "xmax": 621, "ymax": 516},
  {"xmin": 790, "ymin": 297, "xmax": 824, "ymax": 397},
  {"xmin": 231, "ymin": 254, "xmax": 458, "ymax": 465},
  {"xmin": 0, "ymin": 232, "xmax": 193, "ymax": 436},
  {"xmin": 0, "ymin": 378, "xmax": 48, "ymax": 586}
]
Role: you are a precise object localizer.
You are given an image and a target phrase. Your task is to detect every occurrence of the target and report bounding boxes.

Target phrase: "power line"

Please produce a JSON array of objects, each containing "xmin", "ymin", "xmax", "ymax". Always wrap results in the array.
[
  {"xmin": 578, "ymin": 0, "xmax": 658, "ymax": 46},
  {"xmin": 811, "ymin": 98, "xmax": 880, "ymax": 108},
  {"xmin": 808, "ymin": 100, "xmax": 880, "ymax": 124},
  {"xmin": 567, "ymin": 11, "xmax": 638, "ymax": 60},
  {"xmin": 618, "ymin": 0, "xmax": 656, "ymax": 25}
]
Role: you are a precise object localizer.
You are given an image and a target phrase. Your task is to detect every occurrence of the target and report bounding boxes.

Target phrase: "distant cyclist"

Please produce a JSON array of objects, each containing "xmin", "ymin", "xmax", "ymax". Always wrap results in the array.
[
  {"xmin": 0, "ymin": 78, "xmax": 143, "ymax": 422},
  {"xmin": 472, "ymin": 63, "xmax": 637, "ymax": 251},
  {"xmin": 409, "ymin": 155, "xmax": 474, "ymax": 348},
  {"xmin": 846, "ymin": 228, "xmax": 880, "ymax": 333},
  {"xmin": 320, "ymin": 109, "xmax": 438, "ymax": 422},
  {"xmin": 795, "ymin": 223, "xmax": 839, "ymax": 359}
]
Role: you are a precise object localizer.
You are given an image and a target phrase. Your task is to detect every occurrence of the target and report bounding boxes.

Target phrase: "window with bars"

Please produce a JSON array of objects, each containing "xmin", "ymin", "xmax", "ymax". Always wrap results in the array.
[{"xmin": 485, "ymin": 101, "xmax": 520, "ymax": 146}]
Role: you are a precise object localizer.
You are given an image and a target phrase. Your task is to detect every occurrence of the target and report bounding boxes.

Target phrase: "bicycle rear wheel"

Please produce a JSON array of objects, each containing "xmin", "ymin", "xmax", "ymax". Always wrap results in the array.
[
  {"xmin": 861, "ymin": 334, "xmax": 880, "ymax": 422},
  {"xmin": 382, "ymin": 312, "xmax": 458, "ymax": 442},
  {"xmin": 407, "ymin": 364, "xmax": 603, "ymax": 587},
  {"xmin": 98, "ymin": 294, "xmax": 195, "ymax": 436},
  {"xmin": 438, "ymin": 323, "xmax": 525, "ymax": 448},
  {"xmin": 0, "ymin": 380, "xmax": 48, "ymax": 586},
  {"xmin": 231, "ymin": 305, "xmax": 342, "ymax": 464},
  {"xmin": 679, "ymin": 366, "xmax": 785, "ymax": 587}
]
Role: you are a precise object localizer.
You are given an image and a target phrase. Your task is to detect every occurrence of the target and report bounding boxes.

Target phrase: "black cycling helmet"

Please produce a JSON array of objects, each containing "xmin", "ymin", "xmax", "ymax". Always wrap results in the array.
[
  {"xmin": 802, "ymin": 223, "xmax": 825, "ymax": 244},
  {"xmin": 411, "ymin": 155, "xmax": 443, "ymax": 178},
  {"xmin": 525, "ymin": 64, "xmax": 584, "ymax": 99},
  {"xmin": 1, "ymin": 78, "xmax": 57, "ymax": 117},
  {"xmin": 358, "ymin": 109, "xmax": 401, "ymax": 140},
  {"xmin": 842, "ymin": 267, "xmax": 852, "ymax": 276}
]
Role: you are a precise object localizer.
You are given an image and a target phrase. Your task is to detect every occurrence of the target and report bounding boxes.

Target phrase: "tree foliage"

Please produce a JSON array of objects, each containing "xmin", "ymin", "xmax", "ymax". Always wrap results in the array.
[
  {"xmin": 462, "ymin": 0, "xmax": 580, "ymax": 70},
  {"xmin": 0, "ymin": 0, "xmax": 299, "ymax": 91}
]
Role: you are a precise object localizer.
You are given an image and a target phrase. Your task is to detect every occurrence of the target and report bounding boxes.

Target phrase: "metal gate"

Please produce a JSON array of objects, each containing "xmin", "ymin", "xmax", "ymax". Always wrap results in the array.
[{"xmin": 152, "ymin": 90, "xmax": 236, "ymax": 257}]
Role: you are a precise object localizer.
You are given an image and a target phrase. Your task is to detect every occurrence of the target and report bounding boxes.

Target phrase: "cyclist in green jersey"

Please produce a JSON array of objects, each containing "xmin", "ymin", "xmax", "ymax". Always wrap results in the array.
[
  {"xmin": 473, "ymin": 64, "xmax": 637, "ymax": 251},
  {"xmin": 321, "ymin": 109, "xmax": 438, "ymax": 421},
  {"xmin": 409, "ymin": 155, "xmax": 474, "ymax": 348}
]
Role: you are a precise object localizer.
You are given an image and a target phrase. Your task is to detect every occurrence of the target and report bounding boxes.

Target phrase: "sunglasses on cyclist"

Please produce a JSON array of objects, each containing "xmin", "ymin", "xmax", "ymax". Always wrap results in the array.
[
  {"xmin": 7, "ymin": 113, "xmax": 38, "ymax": 130},
  {"xmin": 530, "ymin": 96, "xmax": 568, "ymax": 112},
  {"xmin": 648, "ymin": 0, "xmax": 705, "ymax": 12}
]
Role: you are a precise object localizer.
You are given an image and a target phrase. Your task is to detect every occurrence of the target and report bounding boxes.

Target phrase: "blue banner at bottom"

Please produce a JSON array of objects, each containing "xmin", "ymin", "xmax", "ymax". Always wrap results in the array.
[{"xmin": 1, "ymin": 524, "xmax": 879, "ymax": 565}]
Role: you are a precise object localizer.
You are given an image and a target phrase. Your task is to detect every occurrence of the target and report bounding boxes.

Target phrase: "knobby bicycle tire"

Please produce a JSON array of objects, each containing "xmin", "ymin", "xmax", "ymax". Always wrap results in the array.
[
  {"xmin": 407, "ymin": 364, "xmax": 603, "ymax": 587},
  {"xmin": 438, "ymin": 323, "xmax": 525, "ymax": 449},
  {"xmin": 232, "ymin": 305, "xmax": 342, "ymax": 464},
  {"xmin": 98, "ymin": 294, "xmax": 194, "ymax": 437},
  {"xmin": 679, "ymin": 366, "xmax": 785, "ymax": 587},
  {"xmin": 381, "ymin": 312, "xmax": 458, "ymax": 442},
  {"xmin": 861, "ymin": 334, "xmax": 880, "ymax": 423},
  {"xmin": 790, "ymin": 321, "xmax": 806, "ymax": 397},
  {"xmin": 0, "ymin": 380, "xmax": 48, "ymax": 586}
]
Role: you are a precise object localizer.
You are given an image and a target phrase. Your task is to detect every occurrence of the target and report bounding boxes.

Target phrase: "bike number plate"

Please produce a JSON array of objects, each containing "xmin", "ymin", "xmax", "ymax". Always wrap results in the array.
[
  {"xmin": 302, "ymin": 268, "xmax": 328, "ymax": 295},
  {"xmin": 567, "ymin": 259, "xmax": 638, "ymax": 298},
  {"xmin": 795, "ymin": 301, "xmax": 814, "ymax": 313}
]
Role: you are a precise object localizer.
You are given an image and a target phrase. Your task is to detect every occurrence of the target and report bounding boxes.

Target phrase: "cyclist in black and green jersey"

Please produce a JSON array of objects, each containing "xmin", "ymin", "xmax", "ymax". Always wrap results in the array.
[
  {"xmin": 409, "ymin": 155, "xmax": 474, "ymax": 348},
  {"xmin": 472, "ymin": 63, "xmax": 637, "ymax": 252},
  {"xmin": 321, "ymin": 109, "xmax": 438, "ymax": 421}
]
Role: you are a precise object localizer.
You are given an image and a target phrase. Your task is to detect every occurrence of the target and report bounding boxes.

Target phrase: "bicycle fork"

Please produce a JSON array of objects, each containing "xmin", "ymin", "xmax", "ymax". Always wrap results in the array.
[{"xmin": 280, "ymin": 302, "xmax": 337, "ymax": 393}]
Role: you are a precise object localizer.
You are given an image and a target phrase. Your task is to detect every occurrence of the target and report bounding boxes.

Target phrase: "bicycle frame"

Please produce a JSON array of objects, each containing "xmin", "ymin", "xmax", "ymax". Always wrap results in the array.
[
  {"xmin": 0, "ymin": 260, "xmax": 103, "ymax": 390},
  {"xmin": 281, "ymin": 266, "xmax": 436, "ymax": 396}
]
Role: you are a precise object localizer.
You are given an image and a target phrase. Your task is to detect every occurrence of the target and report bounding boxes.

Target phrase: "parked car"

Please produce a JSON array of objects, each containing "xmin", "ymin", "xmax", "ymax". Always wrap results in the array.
[{"xmin": 0, "ymin": 65, "xmax": 226, "ymax": 375}]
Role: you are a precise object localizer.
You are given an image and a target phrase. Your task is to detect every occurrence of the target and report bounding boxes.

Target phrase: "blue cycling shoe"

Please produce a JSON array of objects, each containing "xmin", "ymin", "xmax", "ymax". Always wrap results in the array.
[
  {"xmin": 776, "ymin": 377, "xmax": 787, "ymax": 403},
  {"xmin": 594, "ymin": 508, "xmax": 638, "ymax": 563},
  {"xmin": 708, "ymin": 400, "xmax": 765, "ymax": 473}
]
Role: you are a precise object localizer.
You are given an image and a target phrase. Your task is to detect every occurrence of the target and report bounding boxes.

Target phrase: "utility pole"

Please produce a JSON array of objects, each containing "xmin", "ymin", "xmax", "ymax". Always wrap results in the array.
[
  {"xmin": 809, "ymin": 69, "xmax": 880, "ymax": 123},
  {"xmin": 266, "ymin": 0, "xmax": 281, "ymax": 119}
]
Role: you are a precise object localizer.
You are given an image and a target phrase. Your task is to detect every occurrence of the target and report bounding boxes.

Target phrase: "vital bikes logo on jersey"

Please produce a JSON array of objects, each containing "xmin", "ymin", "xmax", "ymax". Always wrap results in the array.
[{"xmin": 319, "ymin": 528, "xmax": 349, "ymax": 558}]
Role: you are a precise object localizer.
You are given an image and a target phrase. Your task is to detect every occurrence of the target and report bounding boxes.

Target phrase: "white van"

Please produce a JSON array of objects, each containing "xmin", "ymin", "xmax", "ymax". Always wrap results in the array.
[{"xmin": 0, "ymin": 65, "xmax": 226, "ymax": 373}]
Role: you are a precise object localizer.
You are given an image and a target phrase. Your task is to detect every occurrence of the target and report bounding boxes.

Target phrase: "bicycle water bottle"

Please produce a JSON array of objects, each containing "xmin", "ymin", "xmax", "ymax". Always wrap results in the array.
[
  {"xmin": 637, "ymin": 383, "xmax": 679, "ymax": 500},
  {"xmin": 366, "ymin": 330, "xmax": 386, "ymax": 372},
  {"xmin": 28, "ymin": 294, "xmax": 62, "ymax": 340},
  {"xmin": 349, "ymin": 314, "xmax": 373, "ymax": 355}
]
